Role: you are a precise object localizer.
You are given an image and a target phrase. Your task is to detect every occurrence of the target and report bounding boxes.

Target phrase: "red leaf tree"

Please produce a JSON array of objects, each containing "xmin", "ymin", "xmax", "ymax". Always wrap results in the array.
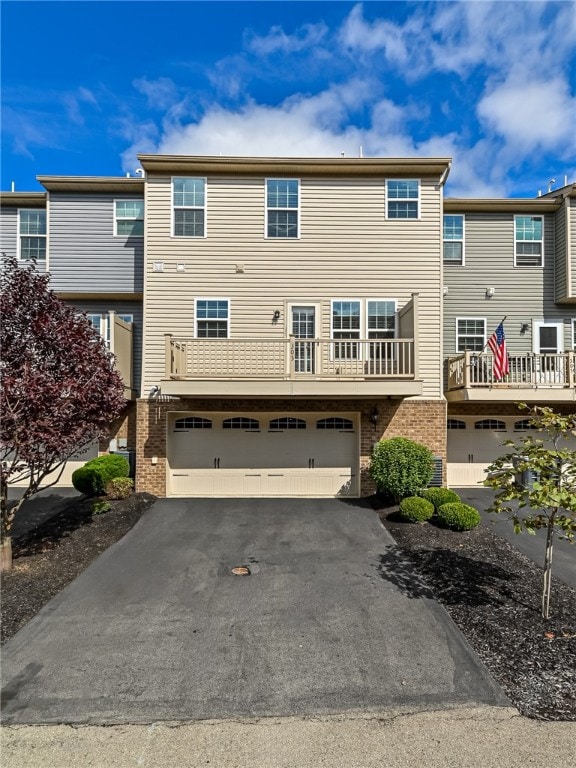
[{"xmin": 1, "ymin": 255, "xmax": 126, "ymax": 568}]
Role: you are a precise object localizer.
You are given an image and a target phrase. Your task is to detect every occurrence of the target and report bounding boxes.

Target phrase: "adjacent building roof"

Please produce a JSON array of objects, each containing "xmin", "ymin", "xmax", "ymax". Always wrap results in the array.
[
  {"xmin": 37, "ymin": 177, "xmax": 145, "ymax": 194},
  {"xmin": 0, "ymin": 191, "xmax": 46, "ymax": 207}
]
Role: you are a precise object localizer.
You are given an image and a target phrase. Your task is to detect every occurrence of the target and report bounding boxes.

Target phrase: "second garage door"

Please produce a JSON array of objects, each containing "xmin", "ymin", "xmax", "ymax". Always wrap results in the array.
[{"xmin": 168, "ymin": 412, "xmax": 359, "ymax": 497}]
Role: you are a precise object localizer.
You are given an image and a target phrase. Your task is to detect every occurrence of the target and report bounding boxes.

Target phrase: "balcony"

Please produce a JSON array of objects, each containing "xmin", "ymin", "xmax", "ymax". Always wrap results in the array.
[
  {"xmin": 446, "ymin": 351, "xmax": 576, "ymax": 402},
  {"xmin": 161, "ymin": 336, "xmax": 421, "ymax": 398},
  {"xmin": 109, "ymin": 313, "xmax": 134, "ymax": 399}
]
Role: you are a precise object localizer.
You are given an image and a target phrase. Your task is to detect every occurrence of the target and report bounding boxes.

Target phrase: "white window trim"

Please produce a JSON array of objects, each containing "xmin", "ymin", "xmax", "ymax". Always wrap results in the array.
[
  {"xmin": 265, "ymin": 178, "xmax": 300, "ymax": 239},
  {"xmin": 172, "ymin": 176, "xmax": 207, "ymax": 238},
  {"xmin": 18, "ymin": 208, "xmax": 47, "ymax": 262},
  {"xmin": 114, "ymin": 199, "xmax": 144, "ymax": 238},
  {"xmin": 330, "ymin": 298, "xmax": 362, "ymax": 338},
  {"xmin": 456, "ymin": 317, "xmax": 487, "ymax": 353},
  {"xmin": 385, "ymin": 179, "xmax": 421, "ymax": 221},
  {"xmin": 532, "ymin": 321, "xmax": 564, "ymax": 354},
  {"xmin": 366, "ymin": 298, "xmax": 397, "ymax": 339},
  {"xmin": 194, "ymin": 297, "xmax": 231, "ymax": 339},
  {"xmin": 572, "ymin": 319, "xmax": 576, "ymax": 352},
  {"xmin": 514, "ymin": 215, "xmax": 544, "ymax": 267},
  {"xmin": 443, "ymin": 214, "xmax": 465, "ymax": 266}
]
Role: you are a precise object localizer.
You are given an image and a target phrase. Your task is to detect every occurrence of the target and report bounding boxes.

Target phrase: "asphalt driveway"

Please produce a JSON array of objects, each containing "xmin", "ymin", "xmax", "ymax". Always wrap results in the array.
[{"xmin": 1, "ymin": 498, "xmax": 506, "ymax": 725}]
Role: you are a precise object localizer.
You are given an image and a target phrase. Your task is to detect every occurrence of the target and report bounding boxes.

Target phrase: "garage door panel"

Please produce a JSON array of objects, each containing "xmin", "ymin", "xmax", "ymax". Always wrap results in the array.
[{"xmin": 168, "ymin": 412, "xmax": 358, "ymax": 497}]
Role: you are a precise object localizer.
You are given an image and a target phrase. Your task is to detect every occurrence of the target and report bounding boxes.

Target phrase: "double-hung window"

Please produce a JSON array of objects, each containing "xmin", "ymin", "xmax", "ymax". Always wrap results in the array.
[
  {"xmin": 332, "ymin": 301, "xmax": 361, "ymax": 359},
  {"xmin": 173, "ymin": 177, "xmax": 206, "ymax": 237},
  {"xmin": 456, "ymin": 318, "xmax": 486, "ymax": 352},
  {"xmin": 515, "ymin": 216, "xmax": 543, "ymax": 267},
  {"xmin": 195, "ymin": 299, "xmax": 229, "ymax": 338},
  {"xmin": 572, "ymin": 319, "xmax": 576, "ymax": 351},
  {"xmin": 386, "ymin": 180, "xmax": 419, "ymax": 219},
  {"xmin": 115, "ymin": 200, "xmax": 144, "ymax": 236},
  {"xmin": 19, "ymin": 209, "xmax": 46, "ymax": 261},
  {"xmin": 266, "ymin": 179, "xmax": 299, "ymax": 238},
  {"xmin": 367, "ymin": 300, "xmax": 396, "ymax": 360},
  {"xmin": 443, "ymin": 215, "xmax": 464, "ymax": 265}
]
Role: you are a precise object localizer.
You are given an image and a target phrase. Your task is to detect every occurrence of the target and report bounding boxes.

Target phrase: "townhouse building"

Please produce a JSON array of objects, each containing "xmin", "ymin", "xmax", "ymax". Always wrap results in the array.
[
  {"xmin": 0, "ymin": 178, "xmax": 143, "ymax": 482},
  {"xmin": 1, "ymin": 156, "xmax": 574, "ymax": 496},
  {"xmin": 443, "ymin": 184, "xmax": 576, "ymax": 485}
]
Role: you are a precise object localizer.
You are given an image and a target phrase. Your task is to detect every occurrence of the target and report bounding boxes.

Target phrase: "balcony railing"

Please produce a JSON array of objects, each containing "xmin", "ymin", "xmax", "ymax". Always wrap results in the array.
[
  {"xmin": 447, "ymin": 351, "xmax": 575, "ymax": 390},
  {"xmin": 165, "ymin": 336, "xmax": 416, "ymax": 380}
]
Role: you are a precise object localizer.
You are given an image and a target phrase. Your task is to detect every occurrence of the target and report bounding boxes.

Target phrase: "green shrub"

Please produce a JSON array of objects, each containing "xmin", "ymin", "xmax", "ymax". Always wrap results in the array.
[
  {"xmin": 399, "ymin": 496, "xmax": 434, "ymax": 523},
  {"xmin": 419, "ymin": 487, "xmax": 461, "ymax": 511},
  {"xmin": 92, "ymin": 500, "xmax": 112, "ymax": 515},
  {"xmin": 370, "ymin": 437, "xmax": 434, "ymax": 501},
  {"xmin": 437, "ymin": 502, "xmax": 481, "ymax": 531},
  {"xmin": 105, "ymin": 477, "xmax": 134, "ymax": 500},
  {"xmin": 72, "ymin": 454, "xmax": 129, "ymax": 497}
]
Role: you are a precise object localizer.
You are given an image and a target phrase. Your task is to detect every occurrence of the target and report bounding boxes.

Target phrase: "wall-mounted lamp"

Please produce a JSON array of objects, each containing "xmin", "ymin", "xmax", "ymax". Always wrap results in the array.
[
  {"xmin": 148, "ymin": 384, "xmax": 161, "ymax": 398},
  {"xmin": 485, "ymin": 287, "xmax": 495, "ymax": 298},
  {"xmin": 273, "ymin": 309, "xmax": 281, "ymax": 322},
  {"xmin": 370, "ymin": 405, "xmax": 379, "ymax": 427},
  {"xmin": 520, "ymin": 323, "xmax": 530, "ymax": 335}
]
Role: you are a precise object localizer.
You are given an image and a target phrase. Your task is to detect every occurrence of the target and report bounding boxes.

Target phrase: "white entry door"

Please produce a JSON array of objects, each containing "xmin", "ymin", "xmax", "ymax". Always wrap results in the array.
[
  {"xmin": 291, "ymin": 306, "xmax": 316, "ymax": 374},
  {"xmin": 533, "ymin": 322, "xmax": 565, "ymax": 384}
]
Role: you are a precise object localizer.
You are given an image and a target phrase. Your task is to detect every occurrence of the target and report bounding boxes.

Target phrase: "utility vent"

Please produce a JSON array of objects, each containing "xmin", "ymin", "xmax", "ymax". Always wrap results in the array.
[
  {"xmin": 429, "ymin": 457, "xmax": 443, "ymax": 487},
  {"xmin": 153, "ymin": 261, "xmax": 164, "ymax": 272}
]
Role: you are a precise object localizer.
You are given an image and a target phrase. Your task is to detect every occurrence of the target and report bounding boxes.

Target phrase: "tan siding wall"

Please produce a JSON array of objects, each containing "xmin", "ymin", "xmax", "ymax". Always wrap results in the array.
[
  {"xmin": 443, "ymin": 212, "xmax": 574, "ymax": 356},
  {"xmin": 143, "ymin": 175, "xmax": 443, "ymax": 397}
]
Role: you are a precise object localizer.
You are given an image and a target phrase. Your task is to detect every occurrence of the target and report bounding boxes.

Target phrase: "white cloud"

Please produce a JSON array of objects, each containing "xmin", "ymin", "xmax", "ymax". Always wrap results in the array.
[
  {"xmin": 478, "ymin": 77, "xmax": 576, "ymax": 152},
  {"xmin": 246, "ymin": 22, "xmax": 328, "ymax": 56},
  {"xmin": 133, "ymin": 77, "xmax": 179, "ymax": 110}
]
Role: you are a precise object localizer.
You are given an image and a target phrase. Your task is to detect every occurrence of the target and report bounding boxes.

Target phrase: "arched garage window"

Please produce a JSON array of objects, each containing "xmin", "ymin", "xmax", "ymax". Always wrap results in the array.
[
  {"xmin": 316, "ymin": 417, "xmax": 354, "ymax": 431},
  {"xmin": 269, "ymin": 417, "xmax": 306, "ymax": 430},
  {"xmin": 514, "ymin": 419, "xmax": 537, "ymax": 431},
  {"xmin": 474, "ymin": 419, "xmax": 506, "ymax": 431},
  {"xmin": 223, "ymin": 417, "xmax": 260, "ymax": 430},
  {"xmin": 447, "ymin": 419, "xmax": 466, "ymax": 430},
  {"xmin": 174, "ymin": 417, "xmax": 212, "ymax": 430}
]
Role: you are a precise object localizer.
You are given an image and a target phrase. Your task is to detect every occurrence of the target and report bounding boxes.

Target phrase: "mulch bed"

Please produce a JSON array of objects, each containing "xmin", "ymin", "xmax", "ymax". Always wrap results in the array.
[
  {"xmin": 2, "ymin": 493, "xmax": 574, "ymax": 721},
  {"xmin": 375, "ymin": 501, "xmax": 576, "ymax": 722},
  {"xmin": 1, "ymin": 492, "xmax": 156, "ymax": 645}
]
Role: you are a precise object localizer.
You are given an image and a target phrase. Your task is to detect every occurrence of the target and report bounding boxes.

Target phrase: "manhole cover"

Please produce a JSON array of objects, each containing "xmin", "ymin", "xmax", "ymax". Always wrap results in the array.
[{"xmin": 231, "ymin": 566, "xmax": 251, "ymax": 576}]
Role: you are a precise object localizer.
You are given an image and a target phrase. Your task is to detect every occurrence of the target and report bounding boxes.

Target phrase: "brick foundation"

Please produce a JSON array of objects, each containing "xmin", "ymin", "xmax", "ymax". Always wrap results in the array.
[
  {"xmin": 136, "ymin": 397, "xmax": 447, "ymax": 497},
  {"xmin": 98, "ymin": 402, "xmax": 137, "ymax": 453}
]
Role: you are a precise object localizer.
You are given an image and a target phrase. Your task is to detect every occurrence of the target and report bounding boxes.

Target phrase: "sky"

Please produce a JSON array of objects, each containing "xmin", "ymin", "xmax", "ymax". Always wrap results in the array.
[{"xmin": 1, "ymin": 0, "xmax": 575, "ymax": 197}]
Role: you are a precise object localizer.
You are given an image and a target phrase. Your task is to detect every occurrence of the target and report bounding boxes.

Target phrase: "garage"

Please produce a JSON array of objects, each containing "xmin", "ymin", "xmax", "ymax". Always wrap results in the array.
[
  {"xmin": 167, "ymin": 412, "xmax": 359, "ymax": 497},
  {"xmin": 447, "ymin": 416, "xmax": 576, "ymax": 487}
]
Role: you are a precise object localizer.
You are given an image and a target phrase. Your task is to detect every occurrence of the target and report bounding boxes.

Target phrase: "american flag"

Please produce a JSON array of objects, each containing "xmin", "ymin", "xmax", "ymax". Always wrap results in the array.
[{"xmin": 487, "ymin": 322, "xmax": 509, "ymax": 381}]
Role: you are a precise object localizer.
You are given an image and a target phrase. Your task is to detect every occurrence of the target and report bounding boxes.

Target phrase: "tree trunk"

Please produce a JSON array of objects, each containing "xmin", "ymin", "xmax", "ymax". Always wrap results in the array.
[
  {"xmin": 0, "ymin": 537, "xmax": 12, "ymax": 572},
  {"xmin": 542, "ymin": 517, "xmax": 556, "ymax": 620}
]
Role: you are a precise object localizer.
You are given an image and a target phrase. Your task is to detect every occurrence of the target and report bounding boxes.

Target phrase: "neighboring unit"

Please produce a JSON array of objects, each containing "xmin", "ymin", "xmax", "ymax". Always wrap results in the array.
[{"xmin": 443, "ymin": 184, "xmax": 576, "ymax": 485}]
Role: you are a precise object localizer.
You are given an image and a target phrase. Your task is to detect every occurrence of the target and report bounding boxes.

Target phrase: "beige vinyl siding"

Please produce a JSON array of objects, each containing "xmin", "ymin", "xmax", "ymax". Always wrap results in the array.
[
  {"xmin": 443, "ymin": 212, "xmax": 574, "ymax": 356},
  {"xmin": 143, "ymin": 174, "xmax": 443, "ymax": 397},
  {"xmin": 554, "ymin": 200, "xmax": 568, "ymax": 302}
]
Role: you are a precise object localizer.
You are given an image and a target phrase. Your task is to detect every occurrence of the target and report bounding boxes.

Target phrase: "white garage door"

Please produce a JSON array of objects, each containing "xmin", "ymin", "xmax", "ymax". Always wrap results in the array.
[
  {"xmin": 447, "ymin": 418, "xmax": 511, "ymax": 486},
  {"xmin": 167, "ymin": 412, "xmax": 359, "ymax": 497}
]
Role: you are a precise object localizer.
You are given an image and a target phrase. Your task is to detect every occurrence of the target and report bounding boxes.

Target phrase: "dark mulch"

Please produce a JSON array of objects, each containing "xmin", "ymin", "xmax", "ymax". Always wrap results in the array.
[
  {"xmin": 375, "ymin": 501, "xmax": 576, "ymax": 722},
  {"xmin": 1, "ymin": 492, "xmax": 156, "ymax": 644}
]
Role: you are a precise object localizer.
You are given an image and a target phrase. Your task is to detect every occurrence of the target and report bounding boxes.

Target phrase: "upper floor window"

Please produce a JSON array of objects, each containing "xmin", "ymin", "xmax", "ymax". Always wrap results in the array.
[
  {"xmin": 443, "ymin": 215, "xmax": 464, "ymax": 265},
  {"xmin": 173, "ymin": 177, "xmax": 206, "ymax": 237},
  {"xmin": 515, "ymin": 215, "xmax": 543, "ymax": 267},
  {"xmin": 115, "ymin": 200, "xmax": 144, "ymax": 237},
  {"xmin": 367, "ymin": 300, "xmax": 396, "ymax": 340},
  {"xmin": 266, "ymin": 179, "xmax": 299, "ymax": 238},
  {"xmin": 195, "ymin": 299, "xmax": 229, "ymax": 338},
  {"xmin": 457, "ymin": 318, "xmax": 486, "ymax": 352},
  {"xmin": 386, "ymin": 180, "xmax": 419, "ymax": 219},
  {"xmin": 86, "ymin": 312, "xmax": 133, "ymax": 348},
  {"xmin": 572, "ymin": 319, "xmax": 576, "ymax": 351},
  {"xmin": 19, "ymin": 209, "xmax": 46, "ymax": 261}
]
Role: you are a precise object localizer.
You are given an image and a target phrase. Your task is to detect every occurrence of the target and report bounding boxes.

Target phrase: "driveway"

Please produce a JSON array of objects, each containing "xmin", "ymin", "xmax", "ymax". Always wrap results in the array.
[
  {"xmin": 1, "ymin": 498, "xmax": 506, "ymax": 725},
  {"xmin": 454, "ymin": 488, "xmax": 575, "ymax": 589}
]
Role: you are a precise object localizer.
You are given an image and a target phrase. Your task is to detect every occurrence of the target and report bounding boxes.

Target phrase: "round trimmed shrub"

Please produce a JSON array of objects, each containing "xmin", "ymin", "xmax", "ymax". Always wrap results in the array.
[
  {"xmin": 370, "ymin": 437, "xmax": 434, "ymax": 502},
  {"xmin": 437, "ymin": 502, "xmax": 481, "ymax": 531},
  {"xmin": 419, "ymin": 487, "xmax": 461, "ymax": 511},
  {"xmin": 72, "ymin": 454, "xmax": 129, "ymax": 497},
  {"xmin": 105, "ymin": 477, "xmax": 134, "ymax": 500},
  {"xmin": 399, "ymin": 496, "xmax": 434, "ymax": 523}
]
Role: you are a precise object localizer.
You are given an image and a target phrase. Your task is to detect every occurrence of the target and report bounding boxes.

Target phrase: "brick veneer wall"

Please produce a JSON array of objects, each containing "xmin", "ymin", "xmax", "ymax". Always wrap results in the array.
[
  {"xmin": 448, "ymin": 402, "xmax": 576, "ymax": 418},
  {"xmin": 136, "ymin": 397, "xmax": 447, "ymax": 497},
  {"xmin": 98, "ymin": 402, "xmax": 137, "ymax": 453}
]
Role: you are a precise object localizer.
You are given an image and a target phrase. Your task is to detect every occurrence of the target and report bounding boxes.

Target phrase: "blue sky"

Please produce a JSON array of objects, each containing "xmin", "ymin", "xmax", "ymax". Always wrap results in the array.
[{"xmin": 2, "ymin": 1, "xmax": 575, "ymax": 196}]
